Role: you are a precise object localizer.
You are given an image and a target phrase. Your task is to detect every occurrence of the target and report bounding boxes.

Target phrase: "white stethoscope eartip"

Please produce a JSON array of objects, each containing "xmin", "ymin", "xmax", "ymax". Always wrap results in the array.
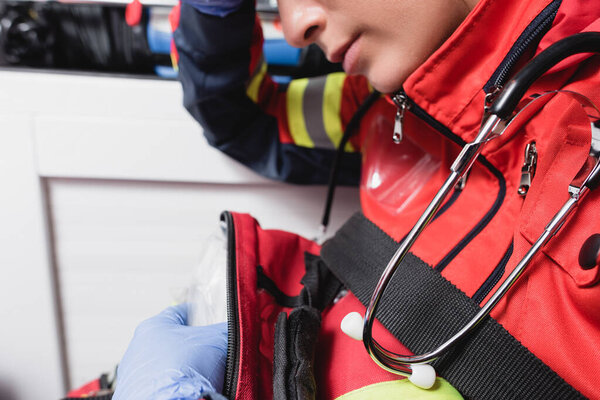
[
  {"xmin": 340, "ymin": 312, "xmax": 364, "ymax": 341},
  {"xmin": 341, "ymin": 312, "xmax": 436, "ymax": 390},
  {"xmin": 408, "ymin": 364, "xmax": 437, "ymax": 389}
]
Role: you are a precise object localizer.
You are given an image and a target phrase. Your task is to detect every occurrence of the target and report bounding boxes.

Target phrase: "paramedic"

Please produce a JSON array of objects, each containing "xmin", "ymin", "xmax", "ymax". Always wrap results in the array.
[
  {"xmin": 114, "ymin": 0, "xmax": 600, "ymax": 399},
  {"xmin": 114, "ymin": 0, "xmax": 480, "ymax": 398}
]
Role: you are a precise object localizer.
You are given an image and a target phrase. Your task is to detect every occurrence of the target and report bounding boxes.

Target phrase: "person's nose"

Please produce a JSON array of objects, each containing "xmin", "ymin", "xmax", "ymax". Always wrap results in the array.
[{"xmin": 278, "ymin": 0, "xmax": 326, "ymax": 48}]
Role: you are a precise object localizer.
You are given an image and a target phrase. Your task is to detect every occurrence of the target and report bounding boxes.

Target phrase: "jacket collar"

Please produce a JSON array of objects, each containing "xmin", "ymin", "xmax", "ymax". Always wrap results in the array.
[{"xmin": 401, "ymin": 0, "xmax": 599, "ymax": 146}]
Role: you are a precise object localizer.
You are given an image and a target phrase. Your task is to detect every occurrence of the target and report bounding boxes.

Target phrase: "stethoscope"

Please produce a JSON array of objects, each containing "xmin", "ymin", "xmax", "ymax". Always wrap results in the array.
[{"xmin": 340, "ymin": 32, "xmax": 600, "ymax": 389}]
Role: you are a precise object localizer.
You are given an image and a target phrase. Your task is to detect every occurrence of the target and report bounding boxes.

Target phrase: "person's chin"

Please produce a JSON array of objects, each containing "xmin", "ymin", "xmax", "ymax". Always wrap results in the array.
[
  {"xmin": 367, "ymin": 65, "xmax": 408, "ymax": 94},
  {"xmin": 368, "ymin": 77, "xmax": 404, "ymax": 94}
]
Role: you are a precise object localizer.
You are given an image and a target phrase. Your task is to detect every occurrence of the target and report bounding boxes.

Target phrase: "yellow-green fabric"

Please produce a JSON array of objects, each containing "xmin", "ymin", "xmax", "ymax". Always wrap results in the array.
[{"xmin": 335, "ymin": 379, "xmax": 464, "ymax": 400}]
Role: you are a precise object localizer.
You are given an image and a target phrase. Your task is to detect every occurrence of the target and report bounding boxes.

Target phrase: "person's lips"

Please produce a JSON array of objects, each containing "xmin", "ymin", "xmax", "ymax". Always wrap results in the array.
[
  {"xmin": 341, "ymin": 35, "xmax": 362, "ymax": 74},
  {"xmin": 328, "ymin": 34, "xmax": 361, "ymax": 72},
  {"xmin": 329, "ymin": 40, "xmax": 352, "ymax": 64}
]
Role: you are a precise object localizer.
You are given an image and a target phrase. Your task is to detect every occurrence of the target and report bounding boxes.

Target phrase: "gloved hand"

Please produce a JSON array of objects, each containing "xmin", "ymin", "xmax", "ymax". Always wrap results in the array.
[
  {"xmin": 113, "ymin": 304, "xmax": 228, "ymax": 400},
  {"xmin": 183, "ymin": 0, "xmax": 247, "ymax": 17}
]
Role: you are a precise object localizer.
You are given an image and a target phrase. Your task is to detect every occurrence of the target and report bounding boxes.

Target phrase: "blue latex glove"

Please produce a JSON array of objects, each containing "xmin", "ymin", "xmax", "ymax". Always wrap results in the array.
[
  {"xmin": 183, "ymin": 0, "xmax": 246, "ymax": 17},
  {"xmin": 113, "ymin": 304, "xmax": 228, "ymax": 400}
]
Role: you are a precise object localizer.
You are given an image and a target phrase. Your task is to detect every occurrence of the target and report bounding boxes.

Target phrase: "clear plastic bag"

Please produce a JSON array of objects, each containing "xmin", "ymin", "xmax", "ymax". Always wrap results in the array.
[{"xmin": 187, "ymin": 222, "xmax": 228, "ymax": 326}]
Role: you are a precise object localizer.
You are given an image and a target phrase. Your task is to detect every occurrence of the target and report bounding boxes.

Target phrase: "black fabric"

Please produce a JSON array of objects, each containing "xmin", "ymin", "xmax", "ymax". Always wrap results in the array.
[
  {"xmin": 62, "ymin": 393, "xmax": 112, "ymax": 400},
  {"xmin": 268, "ymin": 254, "xmax": 342, "ymax": 400},
  {"xmin": 301, "ymin": 253, "xmax": 344, "ymax": 311},
  {"xmin": 257, "ymin": 254, "xmax": 343, "ymax": 311},
  {"xmin": 273, "ymin": 312, "xmax": 291, "ymax": 400},
  {"xmin": 273, "ymin": 307, "xmax": 321, "ymax": 400},
  {"xmin": 320, "ymin": 212, "xmax": 585, "ymax": 400},
  {"xmin": 257, "ymin": 265, "xmax": 305, "ymax": 308}
]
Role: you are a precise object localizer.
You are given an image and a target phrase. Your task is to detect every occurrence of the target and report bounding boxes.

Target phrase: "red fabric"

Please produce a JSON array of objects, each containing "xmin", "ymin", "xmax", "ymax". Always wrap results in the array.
[
  {"xmin": 316, "ymin": 294, "xmax": 409, "ymax": 400},
  {"xmin": 230, "ymin": 213, "xmax": 321, "ymax": 399},
  {"xmin": 340, "ymin": 75, "xmax": 373, "ymax": 150},
  {"xmin": 169, "ymin": 2, "xmax": 181, "ymax": 32},
  {"xmin": 66, "ymin": 379, "xmax": 101, "ymax": 397},
  {"xmin": 243, "ymin": 18, "xmax": 296, "ymax": 145},
  {"xmin": 230, "ymin": 213, "xmax": 261, "ymax": 400},
  {"xmin": 275, "ymin": 98, "xmax": 294, "ymax": 145},
  {"xmin": 230, "ymin": 213, "xmax": 412, "ymax": 400},
  {"xmin": 229, "ymin": 0, "xmax": 600, "ymax": 399},
  {"xmin": 125, "ymin": 0, "xmax": 143, "ymax": 27},
  {"xmin": 169, "ymin": 3, "xmax": 181, "ymax": 65},
  {"xmin": 361, "ymin": 0, "xmax": 600, "ymax": 397}
]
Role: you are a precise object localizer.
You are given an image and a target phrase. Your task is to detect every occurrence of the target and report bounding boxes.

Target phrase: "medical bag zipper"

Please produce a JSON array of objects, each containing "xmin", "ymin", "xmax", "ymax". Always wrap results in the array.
[
  {"xmin": 221, "ymin": 2, "xmax": 560, "ymax": 393},
  {"xmin": 221, "ymin": 211, "xmax": 241, "ymax": 399}
]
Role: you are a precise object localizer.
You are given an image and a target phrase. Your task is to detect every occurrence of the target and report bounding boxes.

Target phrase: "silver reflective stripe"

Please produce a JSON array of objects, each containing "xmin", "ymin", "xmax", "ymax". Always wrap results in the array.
[{"xmin": 302, "ymin": 76, "xmax": 335, "ymax": 149}]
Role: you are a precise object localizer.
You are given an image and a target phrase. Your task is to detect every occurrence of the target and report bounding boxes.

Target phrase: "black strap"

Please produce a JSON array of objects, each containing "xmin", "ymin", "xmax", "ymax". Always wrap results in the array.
[
  {"xmin": 257, "ymin": 265, "xmax": 306, "ymax": 308},
  {"xmin": 273, "ymin": 307, "xmax": 321, "ymax": 400},
  {"xmin": 62, "ymin": 393, "xmax": 112, "ymax": 400},
  {"xmin": 257, "ymin": 253, "xmax": 343, "ymax": 311},
  {"xmin": 320, "ymin": 212, "xmax": 585, "ymax": 400},
  {"xmin": 265, "ymin": 254, "xmax": 341, "ymax": 400}
]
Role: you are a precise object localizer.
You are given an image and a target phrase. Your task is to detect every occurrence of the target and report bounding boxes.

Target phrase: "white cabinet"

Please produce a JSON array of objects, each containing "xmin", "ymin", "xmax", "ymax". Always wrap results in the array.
[{"xmin": 0, "ymin": 70, "xmax": 360, "ymax": 398}]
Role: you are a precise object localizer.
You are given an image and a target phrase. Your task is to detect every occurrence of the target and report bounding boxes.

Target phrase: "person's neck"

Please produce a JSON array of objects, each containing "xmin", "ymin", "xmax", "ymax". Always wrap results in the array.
[{"xmin": 463, "ymin": 0, "xmax": 480, "ymax": 11}]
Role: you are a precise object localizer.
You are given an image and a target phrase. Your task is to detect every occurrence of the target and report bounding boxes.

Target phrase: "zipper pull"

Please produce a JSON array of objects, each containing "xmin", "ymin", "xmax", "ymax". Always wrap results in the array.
[
  {"xmin": 392, "ymin": 92, "xmax": 410, "ymax": 144},
  {"xmin": 484, "ymin": 85, "xmax": 502, "ymax": 113},
  {"xmin": 518, "ymin": 142, "xmax": 537, "ymax": 197}
]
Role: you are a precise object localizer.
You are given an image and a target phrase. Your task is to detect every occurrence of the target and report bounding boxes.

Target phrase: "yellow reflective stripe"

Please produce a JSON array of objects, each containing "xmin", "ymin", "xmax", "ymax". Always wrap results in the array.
[
  {"xmin": 246, "ymin": 61, "xmax": 267, "ymax": 104},
  {"xmin": 287, "ymin": 78, "xmax": 314, "ymax": 148},
  {"xmin": 335, "ymin": 379, "xmax": 464, "ymax": 400},
  {"xmin": 323, "ymin": 72, "xmax": 355, "ymax": 152}
]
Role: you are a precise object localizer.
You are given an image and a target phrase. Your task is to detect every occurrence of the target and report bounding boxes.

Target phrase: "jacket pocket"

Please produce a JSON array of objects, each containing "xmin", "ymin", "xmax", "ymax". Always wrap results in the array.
[{"xmin": 519, "ymin": 104, "xmax": 600, "ymax": 287}]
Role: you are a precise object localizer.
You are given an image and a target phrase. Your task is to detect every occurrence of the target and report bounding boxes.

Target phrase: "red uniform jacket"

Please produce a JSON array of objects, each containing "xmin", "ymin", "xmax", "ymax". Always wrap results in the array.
[{"xmin": 174, "ymin": 0, "xmax": 600, "ymax": 398}]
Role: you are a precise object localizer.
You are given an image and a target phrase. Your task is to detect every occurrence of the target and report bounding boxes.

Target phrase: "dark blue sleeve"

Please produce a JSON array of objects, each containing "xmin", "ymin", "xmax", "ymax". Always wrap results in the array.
[{"xmin": 173, "ymin": 2, "xmax": 361, "ymax": 185}]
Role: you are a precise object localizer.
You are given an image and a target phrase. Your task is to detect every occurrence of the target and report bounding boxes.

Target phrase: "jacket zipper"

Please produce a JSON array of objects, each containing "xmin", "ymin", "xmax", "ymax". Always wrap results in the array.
[
  {"xmin": 392, "ymin": 92, "xmax": 410, "ymax": 144},
  {"xmin": 403, "ymin": 96, "xmax": 508, "ymax": 273},
  {"xmin": 483, "ymin": 0, "xmax": 562, "ymax": 94},
  {"xmin": 472, "ymin": 242, "xmax": 514, "ymax": 304},
  {"xmin": 220, "ymin": 3, "xmax": 562, "ymax": 392},
  {"xmin": 389, "ymin": 0, "xmax": 561, "ymax": 291},
  {"xmin": 221, "ymin": 211, "xmax": 240, "ymax": 400},
  {"xmin": 518, "ymin": 142, "xmax": 538, "ymax": 197}
]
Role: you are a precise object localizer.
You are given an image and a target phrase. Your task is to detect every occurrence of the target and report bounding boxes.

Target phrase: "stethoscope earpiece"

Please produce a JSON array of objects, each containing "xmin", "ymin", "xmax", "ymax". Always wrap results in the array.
[
  {"xmin": 340, "ymin": 312, "xmax": 363, "ymax": 341},
  {"xmin": 408, "ymin": 364, "xmax": 437, "ymax": 389}
]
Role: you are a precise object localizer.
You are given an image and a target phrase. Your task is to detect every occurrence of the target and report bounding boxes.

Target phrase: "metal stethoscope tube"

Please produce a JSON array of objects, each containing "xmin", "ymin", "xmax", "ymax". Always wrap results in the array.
[{"xmin": 357, "ymin": 32, "xmax": 600, "ymax": 384}]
